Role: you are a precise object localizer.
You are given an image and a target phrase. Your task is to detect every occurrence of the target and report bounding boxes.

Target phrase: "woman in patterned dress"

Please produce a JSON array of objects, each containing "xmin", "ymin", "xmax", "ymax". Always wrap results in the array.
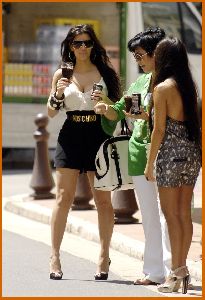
[{"xmin": 144, "ymin": 37, "xmax": 201, "ymax": 294}]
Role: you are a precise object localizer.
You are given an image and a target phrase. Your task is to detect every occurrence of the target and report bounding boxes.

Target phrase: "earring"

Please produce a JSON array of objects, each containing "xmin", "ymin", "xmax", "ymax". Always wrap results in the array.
[{"xmin": 69, "ymin": 52, "xmax": 74, "ymax": 61}]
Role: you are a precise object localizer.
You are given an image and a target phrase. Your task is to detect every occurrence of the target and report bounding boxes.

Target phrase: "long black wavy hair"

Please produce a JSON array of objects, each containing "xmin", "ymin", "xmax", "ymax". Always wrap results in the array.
[
  {"xmin": 150, "ymin": 37, "xmax": 201, "ymax": 143},
  {"xmin": 61, "ymin": 24, "xmax": 121, "ymax": 101}
]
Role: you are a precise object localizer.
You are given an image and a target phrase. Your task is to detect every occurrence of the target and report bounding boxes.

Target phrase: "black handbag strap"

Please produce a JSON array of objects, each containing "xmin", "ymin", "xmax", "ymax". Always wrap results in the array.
[
  {"xmin": 111, "ymin": 143, "xmax": 122, "ymax": 189},
  {"xmin": 95, "ymin": 135, "xmax": 129, "ymax": 184},
  {"xmin": 121, "ymin": 119, "xmax": 132, "ymax": 136}
]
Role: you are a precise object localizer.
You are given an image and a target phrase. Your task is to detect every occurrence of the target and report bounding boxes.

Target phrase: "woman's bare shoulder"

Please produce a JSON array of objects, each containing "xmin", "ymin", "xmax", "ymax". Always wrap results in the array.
[{"xmin": 154, "ymin": 78, "xmax": 176, "ymax": 94}]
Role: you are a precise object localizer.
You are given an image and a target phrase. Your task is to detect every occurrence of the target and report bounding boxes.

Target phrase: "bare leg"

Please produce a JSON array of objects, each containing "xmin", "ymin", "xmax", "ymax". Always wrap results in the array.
[
  {"xmin": 159, "ymin": 185, "xmax": 194, "ymax": 270},
  {"xmin": 50, "ymin": 168, "xmax": 79, "ymax": 273},
  {"xmin": 87, "ymin": 171, "xmax": 114, "ymax": 273},
  {"xmin": 178, "ymin": 185, "xmax": 193, "ymax": 266},
  {"xmin": 159, "ymin": 187, "xmax": 183, "ymax": 270}
]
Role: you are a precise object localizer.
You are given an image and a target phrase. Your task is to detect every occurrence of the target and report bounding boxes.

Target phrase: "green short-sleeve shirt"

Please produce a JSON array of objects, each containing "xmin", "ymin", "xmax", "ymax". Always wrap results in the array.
[{"xmin": 110, "ymin": 73, "xmax": 152, "ymax": 176}]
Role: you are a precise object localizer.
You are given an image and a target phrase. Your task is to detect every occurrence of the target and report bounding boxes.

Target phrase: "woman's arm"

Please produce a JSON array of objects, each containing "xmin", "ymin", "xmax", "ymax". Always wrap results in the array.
[
  {"xmin": 94, "ymin": 102, "xmax": 118, "ymax": 121},
  {"xmin": 123, "ymin": 107, "xmax": 149, "ymax": 121},
  {"xmin": 92, "ymin": 89, "xmax": 118, "ymax": 120},
  {"xmin": 144, "ymin": 84, "xmax": 167, "ymax": 181},
  {"xmin": 91, "ymin": 90, "xmax": 114, "ymax": 104},
  {"xmin": 47, "ymin": 69, "xmax": 70, "ymax": 118}
]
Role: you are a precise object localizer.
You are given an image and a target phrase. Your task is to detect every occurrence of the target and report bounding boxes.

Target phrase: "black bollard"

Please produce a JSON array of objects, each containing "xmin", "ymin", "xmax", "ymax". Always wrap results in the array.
[
  {"xmin": 72, "ymin": 173, "xmax": 95, "ymax": 210},
  {"xmin": 112, "ymin": 189, "xmax": 139, "ymax": 224},
  {"xmin": 29, "ymin": 113, "xmax": 55, "ymax": 200}
]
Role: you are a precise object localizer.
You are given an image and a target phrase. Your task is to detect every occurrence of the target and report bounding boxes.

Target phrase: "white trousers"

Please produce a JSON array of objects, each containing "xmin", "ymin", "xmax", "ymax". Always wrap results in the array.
[{"xmin": 132, "ymin": 175, "xmax": 171, "ymax": 283}]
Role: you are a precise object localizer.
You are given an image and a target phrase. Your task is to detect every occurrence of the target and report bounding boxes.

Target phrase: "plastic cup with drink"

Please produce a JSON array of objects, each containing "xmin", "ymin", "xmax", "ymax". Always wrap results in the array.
[
  {"xmin": 123, "ymin": 91, "xmax": 133, "ymax": 113},
  {"xmin": 61, "ymin": 62, "xmax": 74, "ymax": 79}
]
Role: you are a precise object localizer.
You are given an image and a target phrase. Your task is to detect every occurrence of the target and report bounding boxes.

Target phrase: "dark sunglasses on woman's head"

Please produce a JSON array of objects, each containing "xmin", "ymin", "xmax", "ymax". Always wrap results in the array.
[{"xmin": 72, "ymin": 40, "xmax": 94, "ymax": 49}]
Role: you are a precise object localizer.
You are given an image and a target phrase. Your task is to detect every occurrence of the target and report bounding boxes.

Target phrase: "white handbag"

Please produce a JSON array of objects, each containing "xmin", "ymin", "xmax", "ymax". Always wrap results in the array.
[{"xmin": 94, "ymin": 134, "xmax": 134, "ymax": 191}]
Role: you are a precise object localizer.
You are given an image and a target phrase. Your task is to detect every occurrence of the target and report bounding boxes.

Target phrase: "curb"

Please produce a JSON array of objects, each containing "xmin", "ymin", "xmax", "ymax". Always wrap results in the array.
[{"xmin": 3, "ymin": 195, "xmax": 201, "ymax": 282}]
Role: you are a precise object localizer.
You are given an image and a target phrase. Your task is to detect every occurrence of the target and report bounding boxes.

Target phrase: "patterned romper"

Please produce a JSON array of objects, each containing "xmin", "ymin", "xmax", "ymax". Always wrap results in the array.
[{"xmin": 156, "ymin": 116, "xmax": 201, "ymax": 187}]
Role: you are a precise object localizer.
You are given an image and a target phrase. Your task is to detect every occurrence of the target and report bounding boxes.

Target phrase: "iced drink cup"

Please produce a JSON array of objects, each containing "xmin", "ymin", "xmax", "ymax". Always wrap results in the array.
[{"xmin": 61, "ymin": 62, "xmax": 74, "ymax": 79}]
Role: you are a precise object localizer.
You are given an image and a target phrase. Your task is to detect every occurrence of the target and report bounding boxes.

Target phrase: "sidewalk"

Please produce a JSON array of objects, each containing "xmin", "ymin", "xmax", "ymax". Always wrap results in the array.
[{"xmin": 3, "ymin": 170, "xmax": 202, "ymax": 282}]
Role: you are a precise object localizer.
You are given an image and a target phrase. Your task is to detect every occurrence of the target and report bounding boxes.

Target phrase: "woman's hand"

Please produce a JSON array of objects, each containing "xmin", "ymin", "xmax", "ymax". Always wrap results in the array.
[
  {"xmin": 123, "ymin": 107, "xmax": 149, "ymax": 121},
  {"xmin": 55, "ymin": 78, "xmax": 71, "ymax": 99},
  {"xmin": 144, "ymin": 164, "xmax": 155, "ymax": 182},
  {"xmin": 91, "ymin": 90, "xmax": 114, "ymax": 105},
  {"xmin": 94, "ymin": 102, "xmax": 108, "ymax": 115}
]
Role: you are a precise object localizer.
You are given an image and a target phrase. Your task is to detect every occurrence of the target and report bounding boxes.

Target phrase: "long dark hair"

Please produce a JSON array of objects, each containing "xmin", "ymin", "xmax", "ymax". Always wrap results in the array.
[
  {"xmin": 150, "ymin": 37, "xmax": 200, "ymax": 143},
  {"xmin": 61, "ymin": 24, "xmax": 121, "ymax": 101}
]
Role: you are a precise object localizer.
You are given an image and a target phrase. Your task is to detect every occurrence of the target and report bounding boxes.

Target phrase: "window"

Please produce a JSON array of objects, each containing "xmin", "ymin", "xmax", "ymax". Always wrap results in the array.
[
  {"xmin": 142, "ymin": 3, "xmax": 182, "ymax": 39},
  {"xmin": 142, "ymin": 2, "xmax": 201, "ymax": 54},
  {"xmin": 180, "ymin": 3, "xmax": 201, "ymax": 53}
]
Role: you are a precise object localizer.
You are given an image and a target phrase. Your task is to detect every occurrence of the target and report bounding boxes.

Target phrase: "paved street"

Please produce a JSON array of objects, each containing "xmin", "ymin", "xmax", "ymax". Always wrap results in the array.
[
  {"xmin": 2, "ymin": 170, "xmax": 202, "ymax": 297},
  {"xmin": 3, "ymin": 214, "xmax": 161, "ymax": 297}
]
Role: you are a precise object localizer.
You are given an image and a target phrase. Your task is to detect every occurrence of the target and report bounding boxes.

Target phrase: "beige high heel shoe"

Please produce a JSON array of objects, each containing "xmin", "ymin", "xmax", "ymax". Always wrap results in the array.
[
  {"xmin": 49, "ymin": 254, "xmax": 63, "ymax": 280},
  {"xmin": 157, "ymin": 266, "xmax": 189, "ymax": 294}
]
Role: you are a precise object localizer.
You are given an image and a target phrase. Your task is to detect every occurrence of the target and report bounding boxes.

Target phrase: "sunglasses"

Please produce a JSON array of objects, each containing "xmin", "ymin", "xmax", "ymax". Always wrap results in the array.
[
  {"xmin": 72, "ymin": 40, "xmax": 94, "ymax": 49},
  {"xmin": 133, "ymin": 52, "xmax": 149, "ymax": 61}
]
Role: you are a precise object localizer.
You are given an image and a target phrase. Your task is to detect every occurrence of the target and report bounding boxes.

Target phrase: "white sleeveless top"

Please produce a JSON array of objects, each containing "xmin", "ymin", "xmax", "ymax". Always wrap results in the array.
[{"xmin": 63, "ymin": 77, "xmax": 108, "ymax": 111}]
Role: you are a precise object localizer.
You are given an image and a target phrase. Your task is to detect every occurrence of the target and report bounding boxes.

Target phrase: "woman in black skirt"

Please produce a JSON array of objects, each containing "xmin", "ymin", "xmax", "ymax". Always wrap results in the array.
[{"xmin": 47, "ymin": 24, "xmax": 121, "ymax": 280}]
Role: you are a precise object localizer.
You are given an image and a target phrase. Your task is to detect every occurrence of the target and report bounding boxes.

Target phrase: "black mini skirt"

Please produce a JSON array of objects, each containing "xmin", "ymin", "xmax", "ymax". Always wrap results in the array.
[{"xmin": 54, "ymin": 110, "xmax": 110, "ymax": 173}]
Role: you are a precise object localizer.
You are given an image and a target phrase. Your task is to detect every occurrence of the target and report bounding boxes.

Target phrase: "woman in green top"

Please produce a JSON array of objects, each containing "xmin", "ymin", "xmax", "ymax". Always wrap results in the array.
[{"xmin": 93, "ymin": 27, "xmax": 171, "ymax": 285}]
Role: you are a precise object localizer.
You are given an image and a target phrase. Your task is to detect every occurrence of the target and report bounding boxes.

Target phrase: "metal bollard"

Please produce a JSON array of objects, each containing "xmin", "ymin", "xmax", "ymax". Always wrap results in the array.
[
  {"xmin": 29, "ymin": 113, "xmax": 55, "ymax": 200},
  {"xmin": 72, "ymin": 173, "xmax": 95, "ymax": 210},
  {"xmin": 112, "ymin": 189, "xmax": 139, "ymax": 224}
]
